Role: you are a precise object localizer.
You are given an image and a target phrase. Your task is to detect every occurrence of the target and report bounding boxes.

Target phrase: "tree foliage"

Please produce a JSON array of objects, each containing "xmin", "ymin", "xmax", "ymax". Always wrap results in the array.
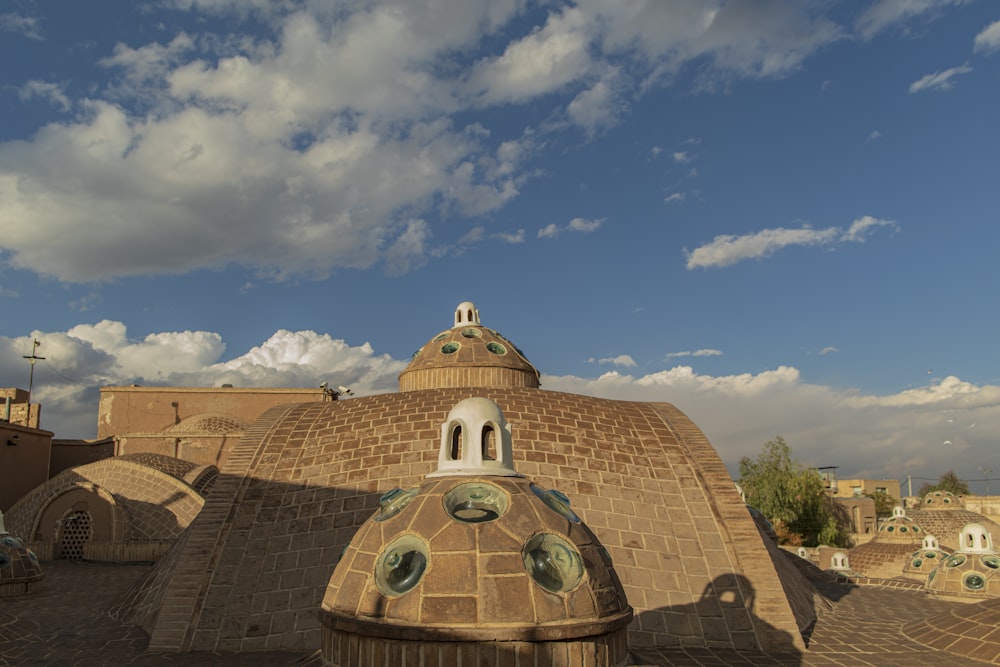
[
  {"xmin": 864, "ymin": 490, "xmax": 897, "ymax": 519},
  {"xmin": 917, "ymin": 469, "xmax": 970, "ymax": 497},
  {"xmin": 738, "ymin": 436, "xmax": 849, "ymax": 547}
]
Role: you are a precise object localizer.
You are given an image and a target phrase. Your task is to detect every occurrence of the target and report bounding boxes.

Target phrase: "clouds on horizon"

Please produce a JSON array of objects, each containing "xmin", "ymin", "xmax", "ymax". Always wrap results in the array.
[
  {"xmin": 685, "ymin": 216, "xmax": 898, "ymax": 269},
  {"xmin": 5, "ymin": 321, "xmax": 999, "ymax": 490}
]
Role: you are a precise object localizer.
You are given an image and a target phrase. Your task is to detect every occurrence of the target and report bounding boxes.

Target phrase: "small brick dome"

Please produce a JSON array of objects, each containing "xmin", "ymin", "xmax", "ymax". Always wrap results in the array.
[
  {"xmin": 398, "ymin": 302, "xmax": 540, "ymax": 391},
  {"xmin": 320, "ymin": 398, "xmax": 631, "ymax": 666}
]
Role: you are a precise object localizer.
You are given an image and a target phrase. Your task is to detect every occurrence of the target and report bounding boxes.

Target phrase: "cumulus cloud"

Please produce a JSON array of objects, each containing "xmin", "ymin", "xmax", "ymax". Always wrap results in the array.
[
  {"xmin": 1, "ymin": 323, "xmax": 405, "ymax": 438},
  {"xmin": 538, "ymin": 216, "xmax": 605, "ymax": 239},
  {"xmin": 856, "ymin": 0, "xmax": 969, "ymax": 41},
  {"xmin": 664, "ymin": 192, "xmax": 686, "ymax": 204},
  {"xmin": 673, "ymin": 151, "xmax": 690, "ymax": 163},
  {"xmin": 819, "ymin": 346, "xmax": 839, "ymax": 355},
  {"xmin": 974, "ymin": 20, "xmax": 1000, "ymax": 54},
  {"xmin": 7, "ymin": 322, "xmax": 1000, "ymax": 491},
  {"xmin": 685, "ymin": 215, "xmax": 898, "ymax": 269},
  {"xmin": 542, "ymin": 366, "xmax": 1000, "ymax": 488},
  {"xmin": 909, "ymin": 64, "xmax": 972, "ymax": 93},
  {"xmin": 0, "ymin": 2, "xmax": 864, "ymax": 284}
]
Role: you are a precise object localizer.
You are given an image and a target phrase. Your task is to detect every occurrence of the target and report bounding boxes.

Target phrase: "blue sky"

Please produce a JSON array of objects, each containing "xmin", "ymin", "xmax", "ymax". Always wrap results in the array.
[{"xmin": 2, "ymin": 1, "xmax": 999, "ymax": 494}]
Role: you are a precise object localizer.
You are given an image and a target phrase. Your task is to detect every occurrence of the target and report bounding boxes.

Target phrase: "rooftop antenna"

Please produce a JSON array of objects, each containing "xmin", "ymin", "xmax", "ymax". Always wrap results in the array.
[{"xmin": 22, "ymin": 338, "xmax": 45, "ymax": 406}]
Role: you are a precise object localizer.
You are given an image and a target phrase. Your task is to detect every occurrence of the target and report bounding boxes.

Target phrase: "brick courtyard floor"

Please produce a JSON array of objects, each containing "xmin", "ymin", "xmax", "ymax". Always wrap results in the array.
[{"xmin": 0, "ymin": 561, "xmax": 995, "ymax": 666}]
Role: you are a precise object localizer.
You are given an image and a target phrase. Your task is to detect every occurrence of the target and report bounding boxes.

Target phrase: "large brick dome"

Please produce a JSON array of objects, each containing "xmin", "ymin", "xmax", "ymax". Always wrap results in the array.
[{"xmin": 113, "ymin": 302, "xmax": 819, "ymax": 658}]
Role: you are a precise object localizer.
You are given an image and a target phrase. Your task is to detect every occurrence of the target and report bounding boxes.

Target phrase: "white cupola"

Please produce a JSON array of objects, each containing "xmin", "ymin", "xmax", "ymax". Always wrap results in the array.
[
  {"xmin": 453, "ymin": 302, "xmax": 481, "ymax": 328},
  {"xmin": 427, "ymin": 397, "xmax": 522, "ymax": 477}
]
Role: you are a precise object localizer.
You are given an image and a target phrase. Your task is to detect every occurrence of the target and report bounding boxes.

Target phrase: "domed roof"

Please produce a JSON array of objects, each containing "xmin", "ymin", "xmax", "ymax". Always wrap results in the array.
[
  {"xmin": 875, "ymin": 507, "xmax": 925, "ymax": 545},
  {"xmin": 122, "ymin": 387, "xmax": 812, "ymax": 654},
  {"xmin": 0, "ymin": 511, "xmax": 44, "ymax": 595},
  {"xmin": 924, "ymin": 523, "xmax": 1000, "ymax": 601},
  {"xmin": 907, "ymin": 506, "xmax": 1000, "ymax": 552},
  {"xmin": 320, "ymin": 398, "xmax": 630, "ymax": 664},
  {"xmin": 165, "ymin": 413, "xmax": 249, "ymax": 434},
  {"xmin": 919, "ymin": 490, "xmax": 964, "ymax": 509},
  {"xmin": 902, "ymin": 535, "xmax": 951, "ymax": 579},
  {"xmin": 399, "ymin": 302, "xmax": 540, "ymax": 391}
]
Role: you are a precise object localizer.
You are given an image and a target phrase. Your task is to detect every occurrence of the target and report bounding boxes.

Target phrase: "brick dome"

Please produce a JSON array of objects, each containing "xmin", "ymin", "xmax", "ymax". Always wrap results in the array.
[{"xmin": 398, "ymin": 302, "xmax": 539, "ymax": 391}]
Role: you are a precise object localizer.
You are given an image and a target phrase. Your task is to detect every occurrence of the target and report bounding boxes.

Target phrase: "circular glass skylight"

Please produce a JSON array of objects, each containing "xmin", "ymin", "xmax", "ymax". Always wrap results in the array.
[
  {"xmin": 486, "ymin": 342, "xmax": 507, "ymax": 355},
  {"xmin": 444, "ymin": 482, "xmax": 508, "ymax": 523},
  {"xmin": 375, "ymin": 487, "xmax": 420, "ymax": 522},
  {"xmin": 375, "ymin": 535, "xmax": 429, "ymax": 597},
  {"xmin": 522, "ymin": 533, "xmax": 584, "ymax": 593},
  {"xmin": 965, "ymin": 573, "xmax": 986, "ymax": 591}
]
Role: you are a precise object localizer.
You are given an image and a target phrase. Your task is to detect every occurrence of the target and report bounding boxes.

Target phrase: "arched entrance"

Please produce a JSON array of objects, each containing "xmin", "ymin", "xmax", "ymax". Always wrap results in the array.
[{"xmin": 57, "ymin": 509, "xmax": 94, "ymax": 560}]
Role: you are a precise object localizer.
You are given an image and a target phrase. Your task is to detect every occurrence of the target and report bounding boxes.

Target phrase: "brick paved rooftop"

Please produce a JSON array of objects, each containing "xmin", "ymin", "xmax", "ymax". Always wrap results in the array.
[{"xmin": 1, "ymin": 561, "xmax": 997, "ymax": 666}]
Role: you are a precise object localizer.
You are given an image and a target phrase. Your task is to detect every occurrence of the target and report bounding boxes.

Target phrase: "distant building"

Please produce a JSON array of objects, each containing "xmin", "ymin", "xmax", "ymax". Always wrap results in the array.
[
  {"xmin": 98, "ymin": 385, "xmax": 331, "ymax": 467},
  {"xmin": 831, "ymin": 478, "xmax": 901, "ymax": 503}
]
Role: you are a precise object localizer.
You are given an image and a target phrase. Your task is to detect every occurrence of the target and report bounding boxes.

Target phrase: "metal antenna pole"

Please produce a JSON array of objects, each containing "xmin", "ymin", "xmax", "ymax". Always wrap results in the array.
[
  {"xmin": 22, "ymin": 338, "xmax": 46, "ymax": 406},
  {"xmin": 980, "ymin": 466, "xmax": 993, "ymax": 497}
]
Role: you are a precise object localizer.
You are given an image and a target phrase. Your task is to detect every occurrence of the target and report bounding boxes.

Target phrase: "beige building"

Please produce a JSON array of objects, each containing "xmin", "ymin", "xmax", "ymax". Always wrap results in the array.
[
  {"xmin": 98, "ymin": 385, "xmax": 331, "ymax": 467},
  {"xmin": 1, "ymin": 387, "xmax": 41, "ymax": 429},
  {"xmin": 831, "ymin": 478, "xmax": 901, "ymax": 503},
  {"xmin": 0, "ymin": 420, "xmax": 53, "ymax": 512}
]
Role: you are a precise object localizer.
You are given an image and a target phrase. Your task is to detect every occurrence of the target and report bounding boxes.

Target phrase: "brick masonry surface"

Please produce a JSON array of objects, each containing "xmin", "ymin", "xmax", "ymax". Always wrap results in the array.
[
  {"xmin": 2, "ymin": 561, "xmax": 998, "ymax": 666},
  {"xmin": 125, "ymin": 388, "xmax": 809, "ymax": 654}
]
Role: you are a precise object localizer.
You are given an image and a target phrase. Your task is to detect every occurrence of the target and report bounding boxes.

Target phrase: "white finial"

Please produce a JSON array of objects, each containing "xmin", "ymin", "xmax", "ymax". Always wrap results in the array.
[
  {"xmin": 831, "ymin": 551, "xmax": 850, "ymax": 571},
  {"xmin": 0, "ymin": 509, "xmax": 7, "ymax": 535},
  {"xmin": 892, "ymin": 505, "xmax": 906, "ymax": 518},
  {"xmin": 428, "ymin": 398, "xmax": 522, "ymax": 478},
  {"xmin": 453, "ymin": 302, "xmax": 481, "ymax": 328},
  {"xmin": 922, "ymin": 535, "xmax": 939, "ymax": 550}
]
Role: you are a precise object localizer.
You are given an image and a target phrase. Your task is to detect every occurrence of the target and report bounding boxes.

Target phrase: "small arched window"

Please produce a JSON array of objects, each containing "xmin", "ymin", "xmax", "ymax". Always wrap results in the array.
[
  {"xmin": 450, "ymin": 425, "xmax": 462, "ymax": 461},
  {"xmin": 482, "ymin": 425, "xmax": 496, "ymax": 461}
]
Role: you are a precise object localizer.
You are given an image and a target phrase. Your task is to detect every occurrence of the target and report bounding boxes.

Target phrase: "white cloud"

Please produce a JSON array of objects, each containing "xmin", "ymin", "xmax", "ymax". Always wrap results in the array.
[
  {"xmin": 468, "ymin": 6, "xmax": 593, "ymax": 105},
  {"xmin": 909, "ymin": 64, "xmax": 972, "ymax": 93},
  {"xmin": 589, "ymin": 354, "xmax": 637, "ymax": 368},
  {"xmin": 974, "ymin": 20, "xmax": 1000, "ymax": 54},
  {"xmin": 664, "ymin": 192, "xmax": 686, "ymax": 204},
  {"xmin": 2, "ymin": 323, "xmax": 405, "ymax": 438},
  {"xmin": 866, "ymin": 130, "xmax": 882, "ymax": 142},
  {"xmin": 0, "ymin": 13, "xmax": 42, "ymax": 40},
  {"xmin": 17, "ymin": 81, "xmax": 71, "ymax": 111},
  {"xmin": 538, "ymin": 216, "xmax": 604, "ymax": 238},
  {"xmin": 7, "ymin": 322, "xmax": 1000, "ymax": 491},
  {"xmin": 495, "ymin": 229, "xmax": 526, "ymax": 244},
  {"xmin": 686, "ymin": 216, "xmax": 898, "ymax": 269},
  {"xmin": 819, "ymin": 346, "xmax": 839, "ymax": 355},
  {"xmin": 856, "ymin": 0, "xmax": 969, "ymax": 41},
  {"xmin": 0, "ymin": 2, "xmax": 881, "ymax": 284},
  {"xmin": 566, "ymin": 68, "xmax": 628, "ymax": 135},
  {"xmin": 666, "ymin": 349, "xmax": 723, "ymax": 359},
  {"xmin": 842, "ymin": 215, "xmax": 898, "ymax": 242},
  {"xmin": 543, "ymin": 366, "xmax": 1000, "ymax": 487}
]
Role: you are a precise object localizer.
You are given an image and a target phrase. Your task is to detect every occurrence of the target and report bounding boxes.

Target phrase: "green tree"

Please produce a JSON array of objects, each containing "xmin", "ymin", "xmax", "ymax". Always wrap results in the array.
[
  {"xmin": 864, "ymin": 490, "xmax": 897, "ymax": 519},
  {"xmin": 738, "ymin": 436, "xmax": 849, "ymax": 547},
  {"xmin": 917, "ymin": 469, "xmax": 971, "ymax": 497}
]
